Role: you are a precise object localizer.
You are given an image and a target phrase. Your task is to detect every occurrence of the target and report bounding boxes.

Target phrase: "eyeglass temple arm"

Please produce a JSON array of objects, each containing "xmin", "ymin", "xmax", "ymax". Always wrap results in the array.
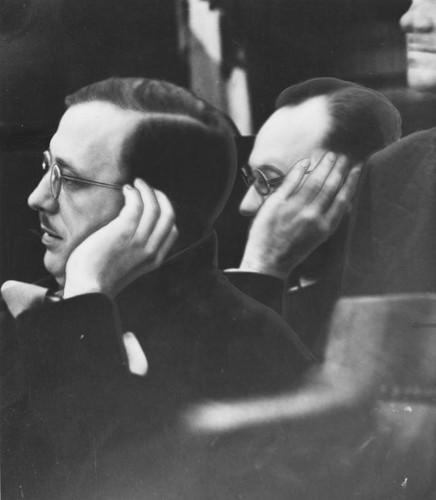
[
  {"xmin": 268, "ymin": 175, "xmax": 286, "ymax": 185},
  {"xmin": 61, "ymin": 174, "xmax": 123, "ymax": 190}
]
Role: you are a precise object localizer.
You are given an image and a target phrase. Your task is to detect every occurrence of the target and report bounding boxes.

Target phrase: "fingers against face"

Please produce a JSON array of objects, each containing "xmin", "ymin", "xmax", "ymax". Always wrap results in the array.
[
  {"xmin": 114, "ymin": 183, "xmax": 145, "ymax": 241},
  {"xmin": 131, "ymin": 179, "xmax": 178, "ymax": 260},
  {"xmin": 152, "ymin": 225, "xmax": 179, "ymax": 267},
  {"xmin": 132, "ymin": 178, "xmax": 161, "ymax": 242},
  {"xmin": 275, "ymin": 158, "xmax": 311, "ymax": 199},
  {"xmin": 143, "ymin": 189, "xmax": 178, "ymax": 256},
  {"xmin": 115, "ymin": 179, "xmax": 177, "ymax": 261},
  {"xmin": 323, "ymin": 165, "xmax": 362, "ymax": 231},
  {"xmin": 296, "ymin": 152, "xmax": 339, "ymax": 204},
  {"xmin": 311, "ymin": 154, "xmax": 351, "ymax": 212}
]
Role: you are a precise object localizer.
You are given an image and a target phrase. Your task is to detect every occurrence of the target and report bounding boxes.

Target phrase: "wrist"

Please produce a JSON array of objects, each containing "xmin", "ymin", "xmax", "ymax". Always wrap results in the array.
[
  {"xmin": 238, "ymin": 257, "xmax": 288, "ymax": 280},
  {"xmin": 63, "ymin": 279, "xmax": 106, "ymax": 299}
]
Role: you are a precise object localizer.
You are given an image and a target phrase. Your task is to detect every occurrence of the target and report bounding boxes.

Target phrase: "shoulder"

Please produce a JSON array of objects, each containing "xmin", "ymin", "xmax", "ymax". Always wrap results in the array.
[
  {"xmin": 190, "ymin": 268, "xmax": 313, "ymax": 361},
  {"xmin": 362, "ymin": 127, "xmax": 436, "ymax": 196},
  {"xmin": 194, "ymin": 267, "xmax": 278, "ymax": 326},
  {"xmin": 183, "ymin": 270, "xmax": 312, "ymax": 396},
  {"xmin": 368, "ymin": 127, "xmax": 436, "ymax": 170}
]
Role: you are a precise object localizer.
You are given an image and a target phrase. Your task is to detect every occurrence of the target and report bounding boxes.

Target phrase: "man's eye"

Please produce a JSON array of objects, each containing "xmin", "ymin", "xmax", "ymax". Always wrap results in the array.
[
  {"xmin": 269, "ymin": 177, "xmax": 284, "ymax": 186},
  {"xmin": 62, "ymin": 177, "xmax": 81, "ymax": 189}
]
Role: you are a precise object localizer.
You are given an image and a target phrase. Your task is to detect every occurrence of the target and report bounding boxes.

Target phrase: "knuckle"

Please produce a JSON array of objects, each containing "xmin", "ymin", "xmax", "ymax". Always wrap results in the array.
[
  {"xmin": 335, "ymin": 154, "xmax": 349, "ymax": 169},
  {"xmin": 309, "ymin": 178, "xmax": 323, "ymax": 190},
  {"xmin": 301, "ymin": 208, "xmax": 319, "ymax": 224},
  {"xmin": 143, "ymin": 247, "xmax": 155, "ymax": 261},
  {"xmin": 149, "ymin": 201, "xmax": 160, "ymax": 219},
  {"xmin": 119, "ymin": 228, "xmax": 133, "ymax": 245},
  {"xmin": 318, "ymin": 219, "xmax": 333, "ymax": 234},
  {"xmin": 326, "ymin": 172, "xmax": 342, "ymax": 189},
  {"xmin": 335, "ymin": 193, "xmax": 351, "ymax": 210},
  {"xmin": 335, "ymin": 191, "xmax": 347, "ymax": 204},
  {"xmin": 319, "ymin": 152, "xmax": 336, "ymax": 167}
]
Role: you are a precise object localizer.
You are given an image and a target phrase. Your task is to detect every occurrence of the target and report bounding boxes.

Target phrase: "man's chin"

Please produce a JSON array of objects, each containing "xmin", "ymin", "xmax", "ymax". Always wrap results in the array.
[
  {"xmin": 407, "ymin": 65, "xmax": 436, "ymax": 93},
  {"xmin": 43, "ymin": 252, "xmax": 66, "ymax": 289}
]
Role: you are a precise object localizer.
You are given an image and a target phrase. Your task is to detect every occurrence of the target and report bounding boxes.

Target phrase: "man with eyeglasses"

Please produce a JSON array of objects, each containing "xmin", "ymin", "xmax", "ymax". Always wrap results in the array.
[
  {"xmin": 1, "ymin": 78, "xmax": 312, "ymax": 499},
  {"xmin": 226, "ymin": 78, "xmax": 401, "ymax": 355}
]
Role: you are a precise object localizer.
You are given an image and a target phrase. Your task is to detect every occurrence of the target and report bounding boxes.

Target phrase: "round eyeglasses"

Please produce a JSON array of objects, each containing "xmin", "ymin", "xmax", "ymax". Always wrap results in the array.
[
  {"xmin": 42, "ymin": 150, "xmax": 123, "ymax": 200},
  {"xmin": 241, "ymin": 167, "xmax": 285, "ymax": 196}
]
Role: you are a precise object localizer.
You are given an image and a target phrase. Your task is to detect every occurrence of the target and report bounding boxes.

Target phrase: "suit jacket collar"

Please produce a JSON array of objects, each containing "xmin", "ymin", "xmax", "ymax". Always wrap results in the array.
[{"xmin": 115, "ymin": 230, "xmax": 218, "ymax": 307}]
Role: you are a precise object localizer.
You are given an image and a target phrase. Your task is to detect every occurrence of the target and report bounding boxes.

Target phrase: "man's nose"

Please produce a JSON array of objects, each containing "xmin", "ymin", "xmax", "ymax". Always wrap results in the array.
[
  {"xmin": 239, "ymin": 185, "xmax": 264, "ymax": 217},
  {"xmin": 400, "ymin": 2, "xmax": 434, "ymax": 33},
  {"xmin": 28, "ymin": 173, "xmax": 57, "ymax": 212}
]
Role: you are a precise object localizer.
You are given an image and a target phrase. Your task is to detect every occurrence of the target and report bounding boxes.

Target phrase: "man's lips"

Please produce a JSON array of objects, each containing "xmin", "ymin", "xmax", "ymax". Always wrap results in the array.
[
  {"xmin": 407, "ymin": 36, "xmax": 436, "ymax": 54},
  {"xmin": 40, "ymin": 223, "xmax": 62, "ymax": 239},
  {"xmin": 408, "ymin": 45, "xmax": 436, "ymax": 54}
]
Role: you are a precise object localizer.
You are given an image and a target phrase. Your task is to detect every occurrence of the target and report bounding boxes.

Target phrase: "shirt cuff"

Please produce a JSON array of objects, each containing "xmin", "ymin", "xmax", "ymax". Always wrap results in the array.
[{"xmin": 224, "ymin": 270, "xmax": 285, "ymax": 315}]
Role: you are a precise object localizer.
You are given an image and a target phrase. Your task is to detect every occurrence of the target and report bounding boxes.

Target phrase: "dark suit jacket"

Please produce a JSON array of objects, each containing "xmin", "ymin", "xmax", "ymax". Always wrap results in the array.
[
  {"xmin": 342, "ymin": 127, "xmax": 436, "ymax": 296},
  {"xmin": 226, "ymin": 222, "xmax": 350, "ymax": 360},
  {"xmin": 1, "ymin": 232, "xmax": 311, "ymax": 500}
]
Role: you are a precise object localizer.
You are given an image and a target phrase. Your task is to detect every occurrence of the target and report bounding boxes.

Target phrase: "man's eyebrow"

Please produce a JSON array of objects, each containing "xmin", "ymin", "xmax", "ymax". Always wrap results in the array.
[
  {"xmin": 249, "ymin": 164, "xmax": 284, "ymax": 176},
  {"xmin": 50, "ymin": 151, "xmax": 80, "ymax": 176}
]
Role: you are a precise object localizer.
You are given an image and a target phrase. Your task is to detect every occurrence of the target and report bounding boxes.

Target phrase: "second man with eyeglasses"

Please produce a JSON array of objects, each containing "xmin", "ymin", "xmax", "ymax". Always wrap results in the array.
[{"xmin": 226, "ymin": 78, "xmax": 401, "ymax": 355}]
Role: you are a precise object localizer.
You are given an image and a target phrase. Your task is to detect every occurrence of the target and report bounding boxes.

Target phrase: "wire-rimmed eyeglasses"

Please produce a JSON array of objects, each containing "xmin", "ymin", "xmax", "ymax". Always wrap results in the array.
[
  {"xmin": 42, "ymin": 150, "xmax": 123, "ymax": 200},
  {"xmin": 241, "ymin": 166, "xmax": 286, "ymax": 196}
]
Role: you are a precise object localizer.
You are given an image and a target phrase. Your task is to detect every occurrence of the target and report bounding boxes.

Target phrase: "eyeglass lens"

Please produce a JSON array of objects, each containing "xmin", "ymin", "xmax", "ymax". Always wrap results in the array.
[
  {"xmin": 252, "ymin": 170, "xmax": 270, "ymax": 195},
  {"xmin": 50, "ymin": 163, "xmax": 62, "ymax": 200},
  {"xmin": 42, "ymin": 151, "xmax": 61, "ymax": 200}
]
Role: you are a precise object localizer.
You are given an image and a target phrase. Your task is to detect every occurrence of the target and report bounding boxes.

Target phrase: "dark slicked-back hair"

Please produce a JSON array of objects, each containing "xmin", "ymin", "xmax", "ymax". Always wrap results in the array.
[
  {"xmin": 65, "ymin": 77, "xmax": 237, "ymax": 244},
  {"xmin": 275, "ymin": 77, "xmax": 402, "ymax": 162}
]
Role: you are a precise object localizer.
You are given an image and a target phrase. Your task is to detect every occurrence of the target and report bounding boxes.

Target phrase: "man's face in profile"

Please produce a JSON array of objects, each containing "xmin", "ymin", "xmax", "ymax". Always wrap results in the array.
[
  {"xmin": 239, "ymin": 95, "xmax": 331, "ymax": 217},
  {"xmin": 401, "ymin": 0, "xmax": 436, "ymax": 92},
  {"xmin": 27, "ymin": 101, "xmax": 140, "ymax": 287}
]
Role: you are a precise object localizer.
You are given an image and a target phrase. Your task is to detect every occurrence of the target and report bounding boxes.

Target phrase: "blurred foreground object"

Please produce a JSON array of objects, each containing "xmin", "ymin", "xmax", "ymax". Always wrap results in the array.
[
  {"xmin": 75, "ymin": 294, "xmax": 436, "ymax": 499},
  {"xmin": 342, "ymin": 129, "xmax": 436, "ymax": 296},
  {"xmin": 184, "ymin": 293, "xmax": 436, "ymax": 500}
]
